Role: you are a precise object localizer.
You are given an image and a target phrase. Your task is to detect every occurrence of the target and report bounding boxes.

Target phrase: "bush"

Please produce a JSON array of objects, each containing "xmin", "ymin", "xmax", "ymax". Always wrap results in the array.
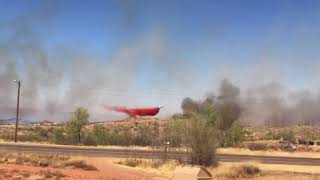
[
  {"xmin": 18, "ymin": 132, "xmax": 44, "ymax": 142},
  {"xmin": 117, "ymin": 158, "xmax": 178, "ymax": 170},
  {"xmin": 64, "ymin": 160, "xmax": 97, "ymax": 171},
  {"xmin": 186, "ymin": 113, "xmax": 217, "ymax": 166},
  {"xmin": 263, "ymin": 130, "xmax": 275, "ymax": 140},
  {"xmin": 218, "ymin": 164, "xmax": 261, "ymax": 178},
  {"xmin": 0, "ymin": 152, "xmax": 97, "ymax": 171},
  {"xmin": 39, "ymin": 170, "xmax": 65, "ymax": 179},
  {"xmin": 245, "ymin": 142, "xmax": 268, "ymax": 151},
  {"xmin": 117, "ymin": 158, "xmax": 143, "ymax": 167},
  {"xmin": 220, "ymin": 121, "xmax": 245, "ymax": 147},
  {"xmin": 164, "ymin": 119, "xmax": 187, "ymax": 147},
  {"xmin": 92, "ymin": 124, "xmax": 111, "ymax": 145},
  {"xmin": 51, "ymin": 128, "xmax": 66, "ymax": 145},
  {"xmin": 278, "ymin": 129, "xmax": 296, "ymax": 143},
  {"xmin": 0, "ymin": 133, "xmax": 14, "ymax": 141},
  {"xmin": 65, "ymin": 107, "xmax": 90, "ymax": 144},
  {"xmin": 232, "ymin": 164, "xmax": 260, "ymax": 178},
  {"xmin": 82, "ymin": 134, "xmax": 97, "ymax": 146}
]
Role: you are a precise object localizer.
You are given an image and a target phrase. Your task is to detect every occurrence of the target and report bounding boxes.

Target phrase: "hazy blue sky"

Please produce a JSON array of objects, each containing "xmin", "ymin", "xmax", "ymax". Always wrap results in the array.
[{"xmin": 1, "ymin": 0, "xmax": 320, "ymax": 120}]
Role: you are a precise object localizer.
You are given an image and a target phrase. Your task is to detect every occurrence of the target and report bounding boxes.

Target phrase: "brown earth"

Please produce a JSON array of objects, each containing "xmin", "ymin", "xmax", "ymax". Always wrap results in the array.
[{"xmin": 0, "ymin": 158, "xmax": 168, "ymax": 180}]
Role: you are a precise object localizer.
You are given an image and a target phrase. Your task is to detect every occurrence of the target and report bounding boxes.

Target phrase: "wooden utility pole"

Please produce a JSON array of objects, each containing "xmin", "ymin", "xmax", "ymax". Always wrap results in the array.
[{"xmin": 14, "ymin": 80, "xmax": 21, "ymax": 143}]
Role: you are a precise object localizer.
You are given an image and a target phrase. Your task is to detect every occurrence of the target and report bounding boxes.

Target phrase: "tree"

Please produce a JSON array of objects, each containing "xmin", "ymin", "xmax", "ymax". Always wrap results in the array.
[
  {"xmin": 185, "ymin": 112, "xmax": 217, "ymax": 166},
  {"xmin": 174, "ymin": 79, "xmax": 243, "ymax": 166},
  {"xmin": 51, "ymin": 127, "xmax": 66, "ymax": 144},
  {"xmin": 164, "ymin": 118, "xmax": 187, "ymax": 147},
  {"xmin": 92, "ymin": 124, "xmax": 111, "ymax": 145},
  {"xmin": 66, "ymin": 107, "xmax": 90, "ymax": 144},
  {"xmin": 221, "ymin": 121, "xmax": 245, "ymax": 147}
]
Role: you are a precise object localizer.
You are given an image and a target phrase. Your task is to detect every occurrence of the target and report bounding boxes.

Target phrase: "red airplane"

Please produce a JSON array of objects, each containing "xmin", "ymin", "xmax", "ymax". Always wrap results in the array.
[{"xmin": 101, "ymin": 105, "xmax": 162, "ymax": 118}]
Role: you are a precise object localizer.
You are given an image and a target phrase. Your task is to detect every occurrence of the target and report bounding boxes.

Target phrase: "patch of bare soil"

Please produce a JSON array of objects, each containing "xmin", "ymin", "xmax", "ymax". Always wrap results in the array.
[
  {"xmin": 0, "ymin": 158, "xmax": 168, "ymax": 180},
  {"xmin": 85, "ymin": 157, "xmax": 169, "ymax": 180}
]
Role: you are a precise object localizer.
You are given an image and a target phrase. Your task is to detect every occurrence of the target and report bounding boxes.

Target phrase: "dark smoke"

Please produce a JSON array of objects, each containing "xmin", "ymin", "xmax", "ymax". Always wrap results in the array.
[
  {"xmin": 240, "ymin": 82, "xmax": 320, "ymax": 127},
  {"xmin": 182, "ymin": 80, "xmax": 320, "ymax": 127}
]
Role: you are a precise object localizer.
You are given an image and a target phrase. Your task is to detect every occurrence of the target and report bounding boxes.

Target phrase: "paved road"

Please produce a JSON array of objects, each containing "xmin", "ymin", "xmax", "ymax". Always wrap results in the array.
[{"xmin": 0, "ymin": 143, "xmax": 319, "ymax": 166}]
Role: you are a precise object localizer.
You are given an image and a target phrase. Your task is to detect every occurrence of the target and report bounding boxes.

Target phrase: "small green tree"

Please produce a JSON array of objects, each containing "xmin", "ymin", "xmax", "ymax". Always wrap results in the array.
[
  {"xmin": 65, "ymin": 107, "xmax": 90, "ymax": 144},
  {"xmin": 278, "ymin": 129, "xmax": 296, "ymax": 143},
  {"xmin": 92, "ymin": 124, "xmax": 111, "ymax": 145},
  {"xmin": 51, "ymin": 127, "xmax": 66, "ymax": 144},
  {"xmin": 164, "ymin": 118, "xmax": 187, "ymax": 147},
  {"xmin": 222, "ymin": 121, "xmax": 245, "ymax": 147},
  {"xmin": 186, "ymin": 113, "xmax": 217, "ymax": 166}
]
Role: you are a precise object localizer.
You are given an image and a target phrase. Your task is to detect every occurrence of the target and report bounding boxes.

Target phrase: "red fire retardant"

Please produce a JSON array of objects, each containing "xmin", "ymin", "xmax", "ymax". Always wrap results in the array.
[{"xmin": 101, "ymin": 105, "xmax": 161, "ymax": 118}]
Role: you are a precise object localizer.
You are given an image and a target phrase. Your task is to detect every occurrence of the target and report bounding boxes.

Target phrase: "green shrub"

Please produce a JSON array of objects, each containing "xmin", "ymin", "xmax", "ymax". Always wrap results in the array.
[
  {"xmin": 278, "ymin": 129, "xmax": 296, "ymax": 143},
  {"xmin": 186, "ymin": 113, "xmax": 217, "ymax": 166},
  {"xmin": 221, "ymin": 121, "xmax": 245, "ymax": 147},
  {"xmin": 18, "ymin": 132, "xmax": 44, "ymax": 142},
  {"xmin": 65, "ymin": 107, "xmax": 90, "ymax": 144},
  {"xmin": 92, "ymin": 124, "xmax": 111, "ymax": 145},
  {"xmin": 51, "ymin": 128, "xmax": 66, "ymax": 145},
  {"xmin": 245, "ymin": 142, "xmax": 268, "ymax": 151},
  {"xmin": 82, "ymin": 134, "xmax": 97, "ymax": 146},
  {"xmin": 263, "ymin": 130, "xmax": 275, "ymax": 140}
]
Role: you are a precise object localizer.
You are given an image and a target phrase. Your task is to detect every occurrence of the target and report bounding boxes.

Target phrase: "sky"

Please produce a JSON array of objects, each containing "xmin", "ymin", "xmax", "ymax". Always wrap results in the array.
[{"xmin": 1, "ymin": 0, "xmax": 320, "ymax": 121}]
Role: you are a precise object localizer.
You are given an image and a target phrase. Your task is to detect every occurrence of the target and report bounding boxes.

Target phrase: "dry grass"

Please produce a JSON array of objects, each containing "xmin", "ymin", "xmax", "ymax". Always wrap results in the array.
[
  {"xmin": 64, "ymin": 160, "xmax": 97, "ymax": 171},
  {"xmin": 255, "ymin": 164, "xmax": 320, "ymax": 174},
  {"xmin": 116, "ymin": 158, "xmax": 320, "ymax": 179},
  {"xmin": 117, "ymin": 158, "xmax": 178, "ymax": 177},
  {"xmin": 217, "ymin": 147, "xmax": 320, "ymax": 158},
  {"xmin": 249, "ymin": 173, "xmax": 320, "ymax": 180},
  {"xmin": 212, "ymin": 162, "xmax": 320, "ymax": 180},
  {"xmin": 213, "ymin": 162, "xmax": 261, "ymax": 178},
  {"xmin": 30, "ymin": 170, "xmax": 65, "ymax": 180},
  {"xmin": 0, "ymin": 152, "xmax": 97, "ymax": 171}
]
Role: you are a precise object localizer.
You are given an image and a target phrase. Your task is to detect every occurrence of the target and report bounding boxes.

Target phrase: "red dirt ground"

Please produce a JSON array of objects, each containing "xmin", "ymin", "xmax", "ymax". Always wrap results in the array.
[{"xmin": 0, "ymin": 158, "xmax": 168, "ymax": 180}]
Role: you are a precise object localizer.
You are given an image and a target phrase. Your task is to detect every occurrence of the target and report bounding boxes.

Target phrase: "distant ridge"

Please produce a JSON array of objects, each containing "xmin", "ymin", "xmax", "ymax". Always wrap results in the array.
[{"xmin": 0, "ymin": 118, "xmax": 33, "ymax": 125}]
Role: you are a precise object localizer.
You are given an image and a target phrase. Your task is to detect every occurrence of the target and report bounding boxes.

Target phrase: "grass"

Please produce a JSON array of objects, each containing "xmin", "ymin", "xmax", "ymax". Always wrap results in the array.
[
  {"xmin": 0, "ymin": 152, "xmax": 97, "ymax": 171},
  {"xmin": 212, "ymin": 162, "xmax": 320, "ymax": 179},
  {"xmin": 117, "ymin": 158, "xmax": 178, "ymax": 177},
  {"xmin": 118, "ymin": 159, "xmax": 262, "ymax": 178},
  {"xmin": 213, "ymin": 162, "xmax": 261, "ymax": 178},
  {"xmin": 117, "ymin": 158, "xmax": 143, "ymax": 167},
  {"xmin": 217, "ymin": 147, "xmax": 320, "ymax": 158},
  {"xmin": 29, "ymin": 170, "xmax": 65, "ymax": 180},
  {"xmin": 64, "ymin": 160, "xmax": 98, "ymax": 171},
  {"xmin": 116, "ymin": 158, "xmax": 320, "ymax": 180}
]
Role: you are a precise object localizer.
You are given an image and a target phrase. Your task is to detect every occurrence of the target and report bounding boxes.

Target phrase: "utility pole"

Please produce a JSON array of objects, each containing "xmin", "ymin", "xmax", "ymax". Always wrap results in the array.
[{"xmin": 13, "ymin": 80, "xmax": 21, "ymax": 143}]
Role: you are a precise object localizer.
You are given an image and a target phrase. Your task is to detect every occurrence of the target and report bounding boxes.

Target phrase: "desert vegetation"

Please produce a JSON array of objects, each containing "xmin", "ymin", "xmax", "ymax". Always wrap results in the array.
[
  {"xmin": 116, "ymin": 158, "xmax": 320, "ymax": 180},
  {"xmin": 0, "ymin": 168, "xmax": 65, "ymax": 180},
  {"xmin": 0, "ymin": 152, "xmax": 97, "ymax": 171},
  {"xmin": 117, "ymin": 159, "xmax": 261, "ymax": 178}
]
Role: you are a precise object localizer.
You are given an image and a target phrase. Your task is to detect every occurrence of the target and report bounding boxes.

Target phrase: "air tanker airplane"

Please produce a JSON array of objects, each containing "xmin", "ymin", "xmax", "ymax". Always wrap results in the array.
[{"xmin": 101, "ymin": 105, "xmax": 162, "ymax": 118}]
